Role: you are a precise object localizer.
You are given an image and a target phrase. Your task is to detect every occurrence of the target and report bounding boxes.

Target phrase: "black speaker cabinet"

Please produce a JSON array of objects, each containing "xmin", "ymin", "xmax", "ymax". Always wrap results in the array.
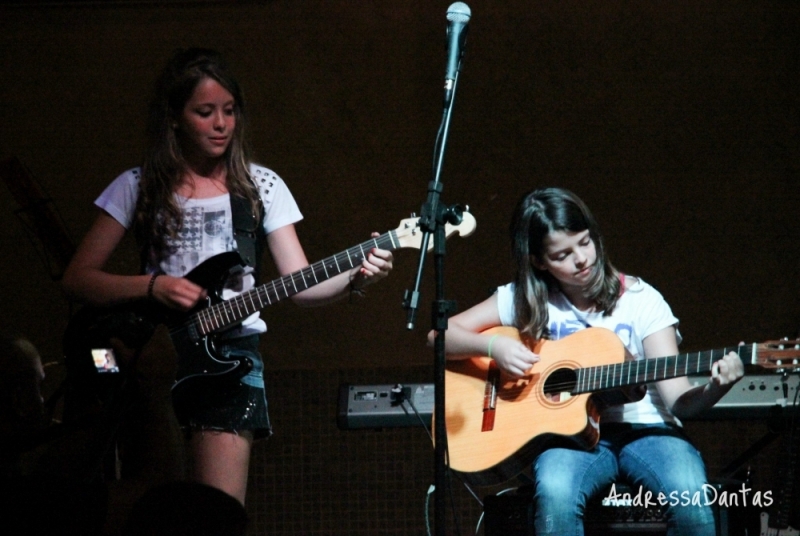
[{"xmin": 484, "ymin": 481, "xmax": 751, "ymax": 536}]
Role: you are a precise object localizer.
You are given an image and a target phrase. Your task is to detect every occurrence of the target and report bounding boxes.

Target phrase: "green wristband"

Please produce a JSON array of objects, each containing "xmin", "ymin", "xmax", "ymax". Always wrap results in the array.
[{"xmin": 487, "ymin": 334, "xmax": 500, "ymax": 358}]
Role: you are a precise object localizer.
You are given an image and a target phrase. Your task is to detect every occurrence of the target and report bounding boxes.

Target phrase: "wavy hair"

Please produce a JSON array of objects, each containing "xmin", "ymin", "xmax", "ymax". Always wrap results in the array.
[
  {"xmin": 509, "ymin": 188, "xmax": 621, "ymax": 339},
  {"xmin": 135, "ymin": 48, "xmax": 259, "ymax": 259}
]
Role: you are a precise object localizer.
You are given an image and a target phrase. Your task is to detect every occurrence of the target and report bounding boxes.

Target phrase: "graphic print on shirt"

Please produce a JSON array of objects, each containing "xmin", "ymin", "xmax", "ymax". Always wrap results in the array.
[
  {"xmin": 164, "ymin": 205, "xmax": 236, "ymax": 275},
  {"xmin": 550, "ymin": 320, "xmax": 638, "ymax": 359},
  {"xmin": 172, "ymin": 208, "xmax": 235, "ymax": 252}
]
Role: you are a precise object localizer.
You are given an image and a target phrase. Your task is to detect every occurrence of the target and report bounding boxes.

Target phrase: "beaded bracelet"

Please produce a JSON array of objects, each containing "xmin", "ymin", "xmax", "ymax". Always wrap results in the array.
[
  {"xmin": 348, "ymin": 277, "xmax": 366, "ymax": 301},
  {"xmin": 147, "ymin": 273, "xmax": 161, "ymax": 300}
]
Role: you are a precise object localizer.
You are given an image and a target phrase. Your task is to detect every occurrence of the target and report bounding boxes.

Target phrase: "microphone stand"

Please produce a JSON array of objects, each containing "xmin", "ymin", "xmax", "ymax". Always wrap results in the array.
[{"xmin": 404, "ymin": 69, "xmax": 466, "ymax": 536}]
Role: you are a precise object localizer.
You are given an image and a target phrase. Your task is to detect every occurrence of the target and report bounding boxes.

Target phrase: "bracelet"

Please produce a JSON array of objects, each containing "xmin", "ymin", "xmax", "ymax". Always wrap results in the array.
[
  {"xmin": 487, "ymin": 334, "xmax": 500, "ymax": 358},
  {"xmin": 348, "ymin": 277, "xmax": 366, "ymax": 300},
  {"xmin": 147, "ymin": 273, "xmax": 160, "ymax": 300}
]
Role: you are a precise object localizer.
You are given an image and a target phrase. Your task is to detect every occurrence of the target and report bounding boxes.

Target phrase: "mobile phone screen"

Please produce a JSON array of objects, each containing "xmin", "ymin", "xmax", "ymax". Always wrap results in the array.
[{"xmin": 91, "ymin": 348, "xmax": 120, "ymax": 373}]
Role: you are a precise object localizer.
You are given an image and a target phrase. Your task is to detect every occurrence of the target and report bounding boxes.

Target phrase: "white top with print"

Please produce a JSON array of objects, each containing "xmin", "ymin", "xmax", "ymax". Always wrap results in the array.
[
  {"xmin": 95, "ymin": 164, "xmax": 303, "ymax": 336},
  {"xmin": 496, "ymin": 278, "xmax": 682, "ymax": 425}
]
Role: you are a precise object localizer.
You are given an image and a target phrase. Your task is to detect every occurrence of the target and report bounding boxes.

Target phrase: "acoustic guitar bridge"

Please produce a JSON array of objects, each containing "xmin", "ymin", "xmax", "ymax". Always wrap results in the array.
[{"xmin": 482, "ymin": 361, "xmax": 500, "ymax": 432}]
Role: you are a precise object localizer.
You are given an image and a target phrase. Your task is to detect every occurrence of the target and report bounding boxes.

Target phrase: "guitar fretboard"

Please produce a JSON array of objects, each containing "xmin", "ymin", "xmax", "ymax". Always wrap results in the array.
[
  {"xmin": 192, "ymin": 231, "xmax": 399, "ymax": 335},
  {"xmin": 573, "ymin": 346, "xmax": 755, "ymax": 393}
]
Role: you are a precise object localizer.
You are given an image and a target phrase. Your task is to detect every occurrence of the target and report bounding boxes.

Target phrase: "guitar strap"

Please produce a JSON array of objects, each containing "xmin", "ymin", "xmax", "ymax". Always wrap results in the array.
[{"xmin": 230, "ymin": 193, "xmax": 266, "ymax": 283}]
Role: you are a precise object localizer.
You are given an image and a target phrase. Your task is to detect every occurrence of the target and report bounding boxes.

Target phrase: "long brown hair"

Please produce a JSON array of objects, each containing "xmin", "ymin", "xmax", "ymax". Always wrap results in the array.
[
  {"xmin": 509, "ymin": 188, "xmax": 621, "ymax": 339},
  {"xmin": 135, "ymin": 48, "xmax": 259, "ymax": 260}
]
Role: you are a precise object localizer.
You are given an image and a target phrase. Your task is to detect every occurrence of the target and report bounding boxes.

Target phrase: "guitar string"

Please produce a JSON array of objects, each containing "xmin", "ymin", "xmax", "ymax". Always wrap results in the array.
[
  {"xmin": 196, "ymin": 232, "xmax": 396, "ymax": 335},
  {"xmin": 543, "ymin": 347, "xmax": 749, "ymax": 393}
]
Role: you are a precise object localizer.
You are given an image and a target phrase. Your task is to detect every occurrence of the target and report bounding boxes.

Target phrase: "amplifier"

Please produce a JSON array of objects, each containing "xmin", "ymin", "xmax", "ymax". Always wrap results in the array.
[
  {"xmin": 687, "ymin": 373, "xmax": 800, "ymax": 420},
  {"xmin": 337, "ymin": 383, "xmax": 434, "ymax": 430},
  {"xmin": 584, "ymin": 483, "xmax": 668, "ymax": 535},
  {"xmin": 483, "ymin": 484, "xmax": 668, "ymax": 536},
  {"xmin": 485, "ymin": 481, "xmax": 746, "ymax": 536},
  {"xmin": 337, "ymin": 374, "xmax": 800, "ymax": 429}
]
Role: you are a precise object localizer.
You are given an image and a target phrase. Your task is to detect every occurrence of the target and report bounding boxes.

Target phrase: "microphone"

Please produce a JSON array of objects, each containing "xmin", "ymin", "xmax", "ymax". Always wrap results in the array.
[{"xmin": 444, "ymin": 2, "xmax": 471, "ymax": 106}]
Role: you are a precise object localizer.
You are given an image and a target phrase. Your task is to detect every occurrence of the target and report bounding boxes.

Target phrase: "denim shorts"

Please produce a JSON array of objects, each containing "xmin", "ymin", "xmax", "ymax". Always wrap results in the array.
[{"xmin": 172, "ymin": 334, "xmax": 272, "ymax": 439}]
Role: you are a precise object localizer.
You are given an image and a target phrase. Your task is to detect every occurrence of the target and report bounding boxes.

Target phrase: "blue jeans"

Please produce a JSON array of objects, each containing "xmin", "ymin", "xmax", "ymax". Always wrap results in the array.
[{"xmin": 532, "ymin": 423, "xmax": 716, "ymax": 536}]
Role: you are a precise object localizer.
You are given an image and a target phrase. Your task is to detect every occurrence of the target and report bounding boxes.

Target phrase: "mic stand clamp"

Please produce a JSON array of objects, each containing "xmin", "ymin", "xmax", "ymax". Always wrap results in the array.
[{"xmin": 402, "ymin": 181, "xmax": 465, "ymax": 329}]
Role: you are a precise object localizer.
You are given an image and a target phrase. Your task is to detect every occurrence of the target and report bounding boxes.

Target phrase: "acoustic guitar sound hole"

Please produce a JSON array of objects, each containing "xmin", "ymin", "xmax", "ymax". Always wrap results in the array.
[{"xmin": 542, "ymin": 368, "xmax": 577, "ymax": 403}]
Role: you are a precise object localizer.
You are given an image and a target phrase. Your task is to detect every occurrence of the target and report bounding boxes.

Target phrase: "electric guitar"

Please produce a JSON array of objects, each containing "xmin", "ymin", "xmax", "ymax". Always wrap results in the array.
[
  {"xmin": 441, "ymin": 326, "xmax": 800, "ymax": 486},
  {"xmin": 65, "ymin": 214, "xmax": 476, "ymax": 397}
]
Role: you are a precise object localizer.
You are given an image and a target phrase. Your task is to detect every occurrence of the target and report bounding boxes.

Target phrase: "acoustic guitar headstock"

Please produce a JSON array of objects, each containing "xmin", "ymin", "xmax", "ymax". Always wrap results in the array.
[{"xmin": 753, "ymin": 338, "xmax": 800, "ymax": 372}]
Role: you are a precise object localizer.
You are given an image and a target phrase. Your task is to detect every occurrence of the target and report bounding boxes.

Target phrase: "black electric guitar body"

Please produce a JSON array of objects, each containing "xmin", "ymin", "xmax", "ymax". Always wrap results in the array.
[
  {"xmin": 64, "ymin": 252, "xmax": 253, "ymax": 387},
  {"xmin": 164, "ymin": 251, "xmax": 258, "ymax": 386},
  {"xmin": 165, "ymin": 252, "xmax": 261, "ymax": 394}
]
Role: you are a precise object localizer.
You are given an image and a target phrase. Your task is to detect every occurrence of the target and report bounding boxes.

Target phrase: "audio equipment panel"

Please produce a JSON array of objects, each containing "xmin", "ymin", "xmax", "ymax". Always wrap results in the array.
[
  {"xmin": 338, "ymin": 375, "xmax": 799, "ymax": 429},
  {"xmin": 337, "ymin": 383, "xmax": 434, "ymax": 430}
]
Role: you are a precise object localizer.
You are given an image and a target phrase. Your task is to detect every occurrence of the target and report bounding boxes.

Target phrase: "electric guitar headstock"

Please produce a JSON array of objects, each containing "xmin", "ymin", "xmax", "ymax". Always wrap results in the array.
[{"xmin": 394, "ymin": 211, "xmax": 477, "ymax": 252}]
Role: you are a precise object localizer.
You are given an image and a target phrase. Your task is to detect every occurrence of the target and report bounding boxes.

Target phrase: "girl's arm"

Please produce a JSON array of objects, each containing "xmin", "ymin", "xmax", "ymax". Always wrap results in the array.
[
  {"xmin": 427, "ymin": 294, "xmax": 539, "ymax": 378},
  {"xmin": 61, "ymin": 211, "xmax": 207, "ymax": 311},
  {"xmin": 266, "ymin": 224, "xmax": 393, "ymax": 307},
  {"xmin": 649, "ymin": 326, "xmax": 744, "ymax": 420}
]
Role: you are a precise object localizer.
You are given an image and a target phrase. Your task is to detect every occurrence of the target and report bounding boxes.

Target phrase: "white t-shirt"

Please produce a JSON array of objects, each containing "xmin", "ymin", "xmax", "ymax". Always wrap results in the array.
[
  {"xmin": 95, "ymin": 164, "xmax": 303, "ymax": 335},
  {"xmin": 496, "ymin": 278, "xmax": 682, "ymax": 425}
]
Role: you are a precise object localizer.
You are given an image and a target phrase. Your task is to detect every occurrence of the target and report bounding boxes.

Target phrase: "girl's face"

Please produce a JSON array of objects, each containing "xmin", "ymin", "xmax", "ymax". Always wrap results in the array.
[
  {"xmin": 177, "ymin": 77, "xmax": 236, "ymax": 163},
  {"xmin": 532, "ymin": 229, "xmax": 597, "ymax": 291}
]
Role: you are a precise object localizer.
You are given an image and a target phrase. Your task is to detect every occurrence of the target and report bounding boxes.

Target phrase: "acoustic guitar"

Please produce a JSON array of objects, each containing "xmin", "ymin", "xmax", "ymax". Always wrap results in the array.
[{"xmin": 442, "ymin": 326, "xmax": 800, "ymax": 486}]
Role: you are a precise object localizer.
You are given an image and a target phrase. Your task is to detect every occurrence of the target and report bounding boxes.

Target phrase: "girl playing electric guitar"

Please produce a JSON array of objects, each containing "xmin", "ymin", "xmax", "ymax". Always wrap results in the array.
[{"xmin": 62, "ymin": 48, "xmax": 393, "ymax": 505}]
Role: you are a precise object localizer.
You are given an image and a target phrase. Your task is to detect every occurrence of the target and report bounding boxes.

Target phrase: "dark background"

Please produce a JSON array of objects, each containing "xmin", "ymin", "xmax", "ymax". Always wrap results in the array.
[
  {"xmin": 2, "ymin": 1, "xmax": 799, "ymax": 368},
  {"xmin": 1, "ymin": 1, "xmax": 799, "ymax": 534}
]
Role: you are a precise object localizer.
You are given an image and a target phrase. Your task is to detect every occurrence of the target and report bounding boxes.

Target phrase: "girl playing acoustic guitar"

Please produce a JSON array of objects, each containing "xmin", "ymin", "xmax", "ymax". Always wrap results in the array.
[
  {"xmin": 62, "ymin": 48, "xmax": 393, "ymax": 505},
  {"xmin": 434, "ymin": 187, "xmax": 742, "ymax": 535}
]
